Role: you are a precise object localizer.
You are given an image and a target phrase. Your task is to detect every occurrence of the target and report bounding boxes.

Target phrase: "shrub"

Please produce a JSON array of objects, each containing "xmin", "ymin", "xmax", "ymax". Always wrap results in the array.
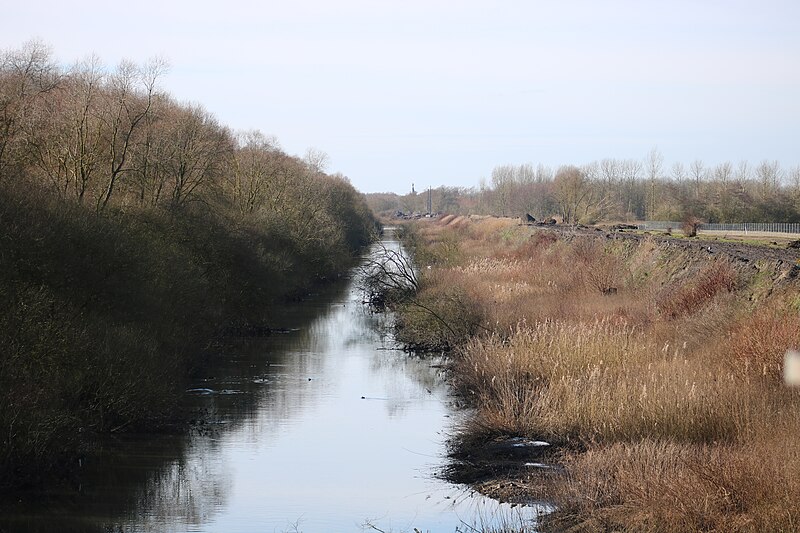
[
  {"xmin": 0, "ymin": 176, "xmax": 376, "ymax": 486},
  {"xmin": 681, "ymin": 215, "xmax": 703, "ymax": 237},
  {"xmin": 726, "ymin": 299, "xmax": 800, "ymax": 381},
  {"xmin": 657, "ymin": 260, "xmax": 737, "ymax": 319},
  {"xmin": 394, "ymin": 277, "xmax": 486, "ymax": 351}
]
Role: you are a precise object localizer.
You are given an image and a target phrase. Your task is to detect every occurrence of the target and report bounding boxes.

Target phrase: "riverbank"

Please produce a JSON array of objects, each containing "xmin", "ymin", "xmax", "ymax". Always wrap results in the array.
[
  {"xmin": 0, "ymin": 182, "xmax": 377, "ymax": 489},
  {"xmin": 391, "ymin": 215, "xmax": 800, "ymax": 532},
  {"xmin": 0, "ymin": 46, "xmax": 381, "ymax": 488}
]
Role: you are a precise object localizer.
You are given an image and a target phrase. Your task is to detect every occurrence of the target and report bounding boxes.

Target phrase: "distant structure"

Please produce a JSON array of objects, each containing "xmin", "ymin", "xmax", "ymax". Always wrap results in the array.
[
  {"xmin": 427, "ymin": 187, "xmax": 432, "ymax": 215},
  {"xmin": 411, "ymin": 183, "xmax": 416, "ymax": 195}
]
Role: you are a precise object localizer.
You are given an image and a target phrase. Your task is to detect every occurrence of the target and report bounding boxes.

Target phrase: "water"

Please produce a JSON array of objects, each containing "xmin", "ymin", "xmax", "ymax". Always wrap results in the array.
[{"xmin": 0, "ymin": 236, "xmax": 536, "ymax": 532}]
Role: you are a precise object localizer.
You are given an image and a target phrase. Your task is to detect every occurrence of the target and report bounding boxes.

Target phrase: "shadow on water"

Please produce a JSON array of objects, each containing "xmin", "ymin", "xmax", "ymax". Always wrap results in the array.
[{"xmin": 0, "ymin": 237, "xmax": 543, "ymax": 533}]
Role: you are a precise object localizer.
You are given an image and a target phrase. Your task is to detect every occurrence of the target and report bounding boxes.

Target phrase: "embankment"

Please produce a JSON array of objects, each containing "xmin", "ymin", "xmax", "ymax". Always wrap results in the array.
[{"xmin": 390, "ymin": 215, "xmax": 800, "ymax": 532}]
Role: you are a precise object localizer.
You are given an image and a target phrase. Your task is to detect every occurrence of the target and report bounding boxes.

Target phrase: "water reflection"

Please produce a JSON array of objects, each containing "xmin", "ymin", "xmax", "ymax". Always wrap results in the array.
[{"xmin": 0, "ymin": 238, "xmax": 540, "ymax": 532}]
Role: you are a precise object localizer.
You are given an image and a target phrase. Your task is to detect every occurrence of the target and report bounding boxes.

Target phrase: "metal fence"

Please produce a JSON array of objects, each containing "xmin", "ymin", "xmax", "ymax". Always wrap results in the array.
[
  {"xmin": 637, "ymin": 221, "xmax": 681, "ymax": 231},
  {"xmin": 638, "ymin": 221, "xmax": 800, "ymax": 235}
]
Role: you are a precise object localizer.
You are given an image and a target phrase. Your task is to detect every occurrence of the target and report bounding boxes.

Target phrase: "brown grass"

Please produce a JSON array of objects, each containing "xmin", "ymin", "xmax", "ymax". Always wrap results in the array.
[
  {"xmin": 549, "ymin": 435, "xmax": 800, "ymax": 532},
  {"xmin": 399, "ymin": 218, "xmax": 800, "ymax": 531},
  {"xmin": 456, "ymin": 320, "xmax": 772, "ymax": 445}
]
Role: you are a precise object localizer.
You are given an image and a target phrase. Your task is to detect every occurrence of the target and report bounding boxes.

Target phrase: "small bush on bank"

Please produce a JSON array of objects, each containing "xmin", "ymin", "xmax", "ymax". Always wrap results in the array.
[
  {"xmin": 682, "ymin": 215, "xmax": 703, "ymax": 237},
  {"xmin": 394, "ymin": 277, "xmax": 485, "ymax": 351}
]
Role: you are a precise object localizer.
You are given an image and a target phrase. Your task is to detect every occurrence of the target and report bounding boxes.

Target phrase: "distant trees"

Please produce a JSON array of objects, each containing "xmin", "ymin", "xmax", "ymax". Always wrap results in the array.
[
  {"xmin": 553, "ymin": 166, "xmax": 591, "ymax": 224},
  {"xmin": 366, "ymin": 155, "xmax": 800, "ymax": 225},
  {"xmin": 645, "ymin": 147, "xmax": 663, "ymax": 220}
]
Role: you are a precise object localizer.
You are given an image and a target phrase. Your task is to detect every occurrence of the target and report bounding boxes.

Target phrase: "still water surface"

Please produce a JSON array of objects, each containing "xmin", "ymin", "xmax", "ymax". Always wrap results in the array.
[{"xmin": 1, "ymin": 237, "xmax": 534, "ymax": 532}]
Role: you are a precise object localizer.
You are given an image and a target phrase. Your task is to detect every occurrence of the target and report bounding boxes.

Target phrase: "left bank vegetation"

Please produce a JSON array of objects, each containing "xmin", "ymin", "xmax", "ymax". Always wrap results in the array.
[{"xmin": 0, "ymin": 41, "xmax": 378, "ymax": 488}]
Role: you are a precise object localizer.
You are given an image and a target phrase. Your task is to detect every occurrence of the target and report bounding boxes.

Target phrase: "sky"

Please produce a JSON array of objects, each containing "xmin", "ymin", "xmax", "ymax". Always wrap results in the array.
[{"xmin": 3, "ymin": 0, "xmax": 799, "ymax": 194}]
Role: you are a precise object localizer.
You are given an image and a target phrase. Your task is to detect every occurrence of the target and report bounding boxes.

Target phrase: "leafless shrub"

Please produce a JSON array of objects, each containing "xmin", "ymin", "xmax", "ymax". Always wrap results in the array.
[
  {"xmin": 572, "ymin": 237, "xmax": 622, "ymax": 294},
  {"xmin": 359, "ymin": 241, "xmax": 419, "ymax": 308},
  {"xmin": 657, "ymin": 260, "xmax": 737, "ymax": 319},
  {"xmin": 682, "ymin": 215, "xmax": 703, "ymax": 237}
]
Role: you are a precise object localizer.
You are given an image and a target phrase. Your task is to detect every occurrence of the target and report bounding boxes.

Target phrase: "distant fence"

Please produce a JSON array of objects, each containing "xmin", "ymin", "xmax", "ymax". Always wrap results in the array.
[{"xmin": 638, "ymin": 221, "xmax": 800, "ymax": 235}]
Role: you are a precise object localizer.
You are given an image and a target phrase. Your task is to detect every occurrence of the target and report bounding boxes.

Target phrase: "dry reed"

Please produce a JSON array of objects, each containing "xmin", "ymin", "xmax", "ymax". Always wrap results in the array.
[{"xmin": 400, "ymin": 218, "xmax": 800, "ymax": 531}]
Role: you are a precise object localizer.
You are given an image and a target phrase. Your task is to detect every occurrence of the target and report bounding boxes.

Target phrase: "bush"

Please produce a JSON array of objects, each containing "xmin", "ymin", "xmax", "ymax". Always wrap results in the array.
[
  {"xmin": 394, "ymin": 278, "xmax": 485, "ymax": 351},
  {"xmin": 657, "ymin": 260, "xmax": 737, "ymax": 319},
  {"xmin": 726, "ymin": 297, "xmax": 800, "ymax": 381},
  {"xmin": 681, "ymin": 215, "xmax": 703, "ymax": 237}
]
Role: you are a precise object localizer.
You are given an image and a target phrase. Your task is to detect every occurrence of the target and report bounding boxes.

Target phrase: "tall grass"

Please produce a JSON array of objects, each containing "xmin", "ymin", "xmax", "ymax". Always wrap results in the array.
[
  {"xmin": 397, "ymin": 216, "xmax": 800, "ymax": 531},
  {"xmin": 456, "ymin": 319, "xmax": 768, "ymax": 445},
  {"xmin": 551, "ymin": 435, "xmax": 800, "ymax": 532}
]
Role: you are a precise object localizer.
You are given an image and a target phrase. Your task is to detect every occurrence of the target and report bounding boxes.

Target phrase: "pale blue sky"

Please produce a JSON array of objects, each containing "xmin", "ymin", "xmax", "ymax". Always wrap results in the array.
[{"xmin": 4, "ymin": 0, "xmax": 799, "ymax": 193}]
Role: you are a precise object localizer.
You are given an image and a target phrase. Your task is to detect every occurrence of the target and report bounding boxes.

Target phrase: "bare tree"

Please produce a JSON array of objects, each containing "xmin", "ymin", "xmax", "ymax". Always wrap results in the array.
[
  {"xmin": 491, "ymin": 164, "xmax": 515, "ymax": 216},
  {"xmin": 96, "ymin": 58, "xmax": 166, "ymax": 211},
  {"xmin": 714, "ymin": 161, "xmax": 733, "ymax": 184},
  {"xmin": 303, "ymin": 147, "xmax": 329, "ymax": 174},
  {"xmin": 756, "ymin": 159, "xmax": 782, "ymax": 197},
  {"xmin": 535, "ymin": 163, "xmax": 553, "ymax": 183},
  {"xmin": 710, "ymin": 161, "xmax": 735, "ymax": 221},
  {"xmin": 0, "ymin": 40, "xmax": 59, "ymax": 182},
  {"xmin": 162, "ymin": 104, "xmax": 232, "ymax": 211},
  {"xmin": 517, "ymin": 163, "xmax": 536, "ymax": 184},
  {"xmin": 788, "ymin": 166, "xmax": 800, "ymax": 211},
  {"xmin": 671, "ymin": 161, "xmax": 686, "ymax": 183},
  {"xmin": 600, "ymin": 158, "xmax": 620, "ymax": 187},
  {"xmin": 735, "ymin": 160, "xmax": 750, "ymax": 183},
  {"xmin": 230, "ymin": 130, "xmax": 281, "ymax": 214},
  {"xmin": 583, "ymin": 160, "xmax": 600, "ymax": 182},
  {"xmin": 645, "ymin": 147, "xmax": 663, "ymax": 219},
  {"xmin": 553, "ymin": 165, "xmax": 592, "ymax": 224},
  {"xmin": 690, "ymin": 159, "xmax": 705, "ymax": 198},
  {"xmin": 619, "ymin": 159, "xmax": 644, "ymax": 219},
  {"xmin": 28, "ymin": 55, "xmax": 106, "ymax": 202}
]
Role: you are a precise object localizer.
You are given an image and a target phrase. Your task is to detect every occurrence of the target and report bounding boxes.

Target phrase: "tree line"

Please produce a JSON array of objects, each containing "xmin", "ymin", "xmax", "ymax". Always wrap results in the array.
[
  {"xmin": 368, "ymin": 149, "xmax": 800, "ymax": 224},
  {"xmin": 0, "ymin": 41, "xmax": 378, "ymax": 486}
]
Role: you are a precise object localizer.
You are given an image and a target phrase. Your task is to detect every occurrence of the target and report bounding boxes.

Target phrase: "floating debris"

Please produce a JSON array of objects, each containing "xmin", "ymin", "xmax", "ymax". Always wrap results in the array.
[{"xmin": 185, "ymin": 388, "xmax": 214, "ymax": 395}]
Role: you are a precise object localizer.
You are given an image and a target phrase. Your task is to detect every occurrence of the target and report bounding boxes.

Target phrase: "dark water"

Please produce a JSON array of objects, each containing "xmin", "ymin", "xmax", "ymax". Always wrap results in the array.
[{"xmin": 0, "ymin": 236, "xmax": 538, "ymax": 532}]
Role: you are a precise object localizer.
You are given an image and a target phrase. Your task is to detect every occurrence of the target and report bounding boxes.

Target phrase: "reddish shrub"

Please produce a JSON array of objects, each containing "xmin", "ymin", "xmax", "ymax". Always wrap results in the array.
[{"xmin": 658, "ymin": 261, "xmax": 737, "ymax": 319}]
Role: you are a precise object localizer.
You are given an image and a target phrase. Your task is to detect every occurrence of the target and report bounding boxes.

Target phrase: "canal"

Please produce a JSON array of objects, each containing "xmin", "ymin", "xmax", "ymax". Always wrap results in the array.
[{"xmin": 1, "ymin": 233, "xmax": 533, "ymax": 532}]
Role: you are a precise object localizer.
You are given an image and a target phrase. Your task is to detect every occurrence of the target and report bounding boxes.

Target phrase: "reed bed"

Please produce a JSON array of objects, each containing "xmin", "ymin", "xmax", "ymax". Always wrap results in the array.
[{"xmin": 399, "ymin": 217, "xmax": 800, "ymax": 531}]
